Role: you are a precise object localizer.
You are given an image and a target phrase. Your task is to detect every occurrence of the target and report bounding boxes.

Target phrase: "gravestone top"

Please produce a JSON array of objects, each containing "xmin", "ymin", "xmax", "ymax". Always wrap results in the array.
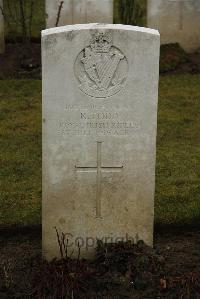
[
  {"xmin": 42, "ymin": 23, "xmax": 160, "ymax": 259},
  {"xmin": 43, "ymin": 23, "xmax": 159, "ymax": 37}
]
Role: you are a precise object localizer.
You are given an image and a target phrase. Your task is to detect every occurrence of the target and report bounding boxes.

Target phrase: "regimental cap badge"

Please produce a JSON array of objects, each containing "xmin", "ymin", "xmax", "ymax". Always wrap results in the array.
[
  {"xmin": 74, "ymin": 31, "xmax": 128, "ymax": 98},
  {"xmin": 90, "ymin": 32, "xmax": 112, "ymax": 53}
]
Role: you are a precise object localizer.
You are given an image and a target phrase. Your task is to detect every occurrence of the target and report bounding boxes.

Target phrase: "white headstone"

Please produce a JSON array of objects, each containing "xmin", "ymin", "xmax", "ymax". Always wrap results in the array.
[
  {"xmin": 0, "ymin": 0, "xmax": 5, "ymax": 54},
  {"xmin": 42, "ymin": 23, "xmax": 160, "ymax": 260},
  {"xmin": 46, "ymin": 0, "xmax": 113, "ymax": 28},
  {"xmin": 147, "ymin": 0, "xmax": 200, "ymax": 52}
]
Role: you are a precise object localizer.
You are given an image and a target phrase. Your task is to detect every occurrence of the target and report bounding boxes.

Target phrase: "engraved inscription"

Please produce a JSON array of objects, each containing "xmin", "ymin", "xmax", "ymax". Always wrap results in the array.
[
  {"xmin": 59, "ymin": 105, "xmax": 140, "ymax": 136},
  {"xmin": 59, "ymin": 120, "xmax": 140, "ymax": 136},
  {"xmin": 75, "ymin": 141, "xmax": 123, "ymax": 218},
  {"xmin": 74, "ymin": 31, "xmax": 128, "ymax": 98},
  {"xmin": 80, "ymin": 112, "xmax": 119, "ymax": 120}
]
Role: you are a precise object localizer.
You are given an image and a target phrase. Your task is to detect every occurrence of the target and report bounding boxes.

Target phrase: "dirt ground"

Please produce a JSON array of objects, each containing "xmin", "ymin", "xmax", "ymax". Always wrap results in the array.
[
  {"xmin": 155, "ymin": 228, "xmax": 200, "ymax": 276},
  {"xmin": 0, "ymin": 43, "xmax": 41, "ymax": 79},
  {"xmin": 0, "ymin": 227, "xmax": 199, "ymax": 298}
]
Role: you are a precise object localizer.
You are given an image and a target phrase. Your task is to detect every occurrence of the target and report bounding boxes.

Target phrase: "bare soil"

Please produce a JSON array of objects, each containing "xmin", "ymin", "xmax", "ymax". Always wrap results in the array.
[
  {"xmin": 0, "ymin": 227, "xmax": 199, "ymax": 298},
  {"xmin": 0, "ymin": 43, "xmax": 41, "ymax": 79}
]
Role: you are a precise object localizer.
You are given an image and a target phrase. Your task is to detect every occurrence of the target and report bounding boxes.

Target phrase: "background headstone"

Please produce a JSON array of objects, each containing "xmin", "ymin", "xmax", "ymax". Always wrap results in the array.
[
  {"xmin": 46, "ymin": 0, "xmax": 113, "ymax": 28},
  {"xmin": 42, "ymin": 24, "xmax": 160, "ymax": 260},
  {"xmin": 147, "ymin": 0, "xmax": 200, "ymax": 52},
  {"xmin": 0, "ymin": 0, "xmax": 4, "ymax": 54}
]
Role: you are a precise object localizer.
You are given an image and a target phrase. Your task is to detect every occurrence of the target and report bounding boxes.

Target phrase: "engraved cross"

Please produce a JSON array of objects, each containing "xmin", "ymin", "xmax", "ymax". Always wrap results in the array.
[{"xmin": 75, "ymin": 141, "xmax": 123, "ymax": 218}]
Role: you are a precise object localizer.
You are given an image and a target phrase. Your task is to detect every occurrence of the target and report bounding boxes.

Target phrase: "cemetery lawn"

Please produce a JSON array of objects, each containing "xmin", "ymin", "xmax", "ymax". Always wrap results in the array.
[
  {"xmin": 0, "ymin": 74, "xmax": 199, "ymax": 228},
  {"xmin": 0, "ymin": 80, "xmax": 42, "ymax": 226}
]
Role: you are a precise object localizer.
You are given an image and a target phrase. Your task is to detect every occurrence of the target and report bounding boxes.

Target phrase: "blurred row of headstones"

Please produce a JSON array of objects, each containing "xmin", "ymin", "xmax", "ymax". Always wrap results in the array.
[
  {"xmin": 46, "ymin": 0, "xmax": 113, "ymax": 28},
  {"xmin": 147, "ymin": 0, "xmax": 200, "ymax": 53},
  {"xmin": 0, "ymin": 0, "xmax": 200, "ymax": 54}
]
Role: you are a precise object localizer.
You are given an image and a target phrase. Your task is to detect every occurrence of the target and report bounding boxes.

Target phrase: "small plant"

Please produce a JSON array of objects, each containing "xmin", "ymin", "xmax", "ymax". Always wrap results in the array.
[
  {"xmin": 0, "ymin": 259, "xmax": 14, "ymax": 289},
  {"xmin": 169, "ymin": 272, "xmax": 200, "ymax": 298},
  {"xmin": 32, "ymin": 228, "xmax": 95, "ymax": 299}
]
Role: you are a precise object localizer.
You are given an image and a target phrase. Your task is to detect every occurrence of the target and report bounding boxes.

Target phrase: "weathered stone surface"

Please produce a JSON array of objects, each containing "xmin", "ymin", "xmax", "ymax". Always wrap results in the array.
[
  {"xmin": 147, "ymin": 0, "xmax": 200, "ymax": 52},
  {"xmin": 42, "ymin": 24, "xmax": 160, "ymax": 260},
  {"xmin": 0, "ymin": 0, "xmax": 4, "ymax": 54},
  {"xmin": 46, "ymin": 0, "xmax": 113, "ymax": 28}
]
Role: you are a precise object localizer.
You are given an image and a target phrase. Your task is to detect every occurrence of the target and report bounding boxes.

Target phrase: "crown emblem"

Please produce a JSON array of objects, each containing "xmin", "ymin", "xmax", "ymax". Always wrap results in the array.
[{"xmin": 90, "ymin": 32, "xmax": 112, "ymax": 53}]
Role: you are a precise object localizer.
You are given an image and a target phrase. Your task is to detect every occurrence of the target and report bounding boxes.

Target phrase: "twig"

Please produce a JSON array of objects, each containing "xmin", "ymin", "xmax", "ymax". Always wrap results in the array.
[
  {"xmin": 55, "ymin": 1, "xmax": 64, "ymax": 27},
  {"xmin": 55, "ymin": 227, "xmax": 64, "ymax": 259}
]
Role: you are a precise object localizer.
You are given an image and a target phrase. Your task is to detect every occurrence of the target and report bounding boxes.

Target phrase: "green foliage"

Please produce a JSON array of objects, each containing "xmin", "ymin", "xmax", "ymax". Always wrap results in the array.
[
  {"xmin": 114, "ymin": 0, "xmax": 147, "ymax": 26},
  {"xmin": 3, "ymin": 0, "xmax": 45, "ymax": 40}
]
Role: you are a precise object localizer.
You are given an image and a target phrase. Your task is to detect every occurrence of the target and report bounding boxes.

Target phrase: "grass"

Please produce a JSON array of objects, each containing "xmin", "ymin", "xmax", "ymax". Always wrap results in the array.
[
  {"xmin": 0, "ymin": 74, "xmax": 200, "ymax": 227},
  {"xmin": 156, "ymin": 75, "xmax": 200, "ymax": 226},
  {"xmin": 0, "ymin": 80, "xmax": 42, "ymax": 225}
]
